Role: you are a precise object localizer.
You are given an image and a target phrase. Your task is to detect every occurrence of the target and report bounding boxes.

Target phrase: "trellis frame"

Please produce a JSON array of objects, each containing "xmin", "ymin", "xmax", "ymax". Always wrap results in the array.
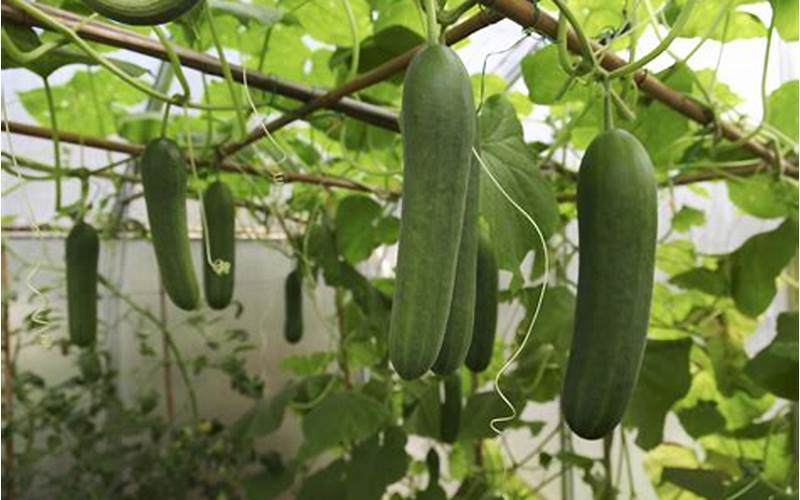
[{"xmin": 2, "ymin": 0, "xmax": 797, "ymax": 199}]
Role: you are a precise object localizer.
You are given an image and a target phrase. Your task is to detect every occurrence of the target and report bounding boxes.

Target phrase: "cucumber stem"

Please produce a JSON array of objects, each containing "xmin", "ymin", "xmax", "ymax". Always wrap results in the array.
[
  {"xmin": 42, "ymin": 77, "xmax": 62, "ymax": 212},
  {"xmin": 423, "ymin": 0, "xmax": 440, "ymax": 44},
  {"xmin": 602, "ymin": 79, "xmax": 614, "ymax": 131}
]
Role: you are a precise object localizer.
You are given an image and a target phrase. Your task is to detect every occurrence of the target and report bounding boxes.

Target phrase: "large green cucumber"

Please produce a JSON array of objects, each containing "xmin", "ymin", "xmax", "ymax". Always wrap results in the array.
[
  {"xmin": 66, "ymin": 221, "xmax": 99, "ymax": 347},
  {"xmin": 203, "ymin": 181, "xmax": 235, "ymax": 310},
  {"xmin": 389, "ymin": 44, "xmax": 476, "ymax": 380},
  {"xmin": 141, "ymin": 138, "xmax": 199, "ymax": 311},
  {"xmin": 284, "ymin": 266, "xmax": 303, "ymax": 344},
  {"xmin": 465, "ymin": 233, "xmax": 499, "ymax": 373},
  {"xmin": 440, "ymin": 373, "xmax": 462, "ymax": 443},
  {"xmin": 562, "ymin": 129, "xmax": 657, "ymax": 440},
  {"xmin": 432, "ymin": 153, "xmax": 479, "ymax": 375},
  {"xmin": 80, "ymin": 0, "xmax": 200, "ymax": 25}
]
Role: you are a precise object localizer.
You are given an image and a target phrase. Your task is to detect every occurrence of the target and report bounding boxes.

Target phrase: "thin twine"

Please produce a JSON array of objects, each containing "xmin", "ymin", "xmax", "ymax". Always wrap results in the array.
[{"xmin": 472, "ymin": 147, "xmax": 549, "ymax": 435}]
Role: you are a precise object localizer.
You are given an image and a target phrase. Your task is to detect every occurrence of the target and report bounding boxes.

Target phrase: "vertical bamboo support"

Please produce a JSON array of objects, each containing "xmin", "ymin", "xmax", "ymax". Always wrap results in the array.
[{"xmin": 2, "ymin": 249, "xmax": 16, "ymax": 500}]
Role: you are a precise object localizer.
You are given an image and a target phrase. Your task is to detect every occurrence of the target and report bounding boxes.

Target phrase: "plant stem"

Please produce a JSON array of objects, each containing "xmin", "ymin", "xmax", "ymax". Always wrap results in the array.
[
  {"xmin": 424, "ymin": 0, "xmax": 440, "ymax": 44},
  {"xmin": 608, "ymin": 0, "xmax": 698, "ymax": 79},
  {"xmin": 1, "ymin": 249, "xmax": 16, "ymax": 500},
  {"xmin": 204, "ymin": 6, "xmax": 247, "ymax": 138},
  {"xmin": 158, "ymin": 285, "xmax": 175, "ymax": 423},
  {"xmin": 97, "ymin": 274, "xmax": 198, "ymax": 418},
  {"xmin": 550, "ymin": 0, "xmax": 600, "ymax": 72},
  {"xmin": 603, "ymin": 434, "xmax": 614, "ymax": 499},
  {"xmin": 42, "ymin": 77, "xmax": 62, "ymax": 212}
]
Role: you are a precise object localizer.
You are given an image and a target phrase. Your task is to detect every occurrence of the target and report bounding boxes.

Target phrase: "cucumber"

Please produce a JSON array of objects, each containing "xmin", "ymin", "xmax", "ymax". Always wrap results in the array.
[
  {"xmin": 440, "ymin": 373, "xmax": 462, "ymax": 444},
  {"xmin": 140, "ymin": 138, "xmax": 199, "ymax": 311},
  {"xmin": 562, "ymin": 129, "xmax": 658, "ymax": 440},
  {"xmin": 203, "ymin": 181, "xmax": 235, "ymax": 310},
  {"xmin": 465, "ymin": 234, "xmax": 499, "ymax": 373},
  {"xmin": 66, "ymin": 221, "xmax": 99, "ymax": 347},
  {"xmin": 79, "ymin": 0, "xmax": 200, "ymax": 25},
  {"xmin": 432, "ymin": 153, "xmax": 479, "ymax": 375},
  {"xmin": 284, "ymin": 266, "xmax": 303, "ymax": 344},
  {"xmin": 425, "ymin": 448, "xmax": 440, "ymax": 487},
  {"xmin": 389, "ymin": 44, "xmax": 476, "ymax": 380}
]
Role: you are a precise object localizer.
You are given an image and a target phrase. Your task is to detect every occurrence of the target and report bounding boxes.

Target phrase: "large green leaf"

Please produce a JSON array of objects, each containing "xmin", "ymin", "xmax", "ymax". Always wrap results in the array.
[
  {"xmin": 300, "ymin": 391, "xmax": 392, "ymax": 458},
  {"xmin": 625, "ymin": 338, "xmax": 693, "ymax": 449},
  {"xmin": 282, "ymin": 0, "xmax": 372, "ymax": 47},
  {"xmin": 728, "ymin": 217, "xmax": 798, "ymax": 316},
  {"xmin": 772, "ymin": 0, "xmax": 799, "ymax": 40},
  {"xmin": 520, "ymin": 44, "xmax": 585, "ymax": 105},
  {"xmin": 665, "ymin": 0, "xmax": 766, "ymax": 41},
  {"xmin": 335, "ymin": 195, "xmax": 382, "ymax": 264},
  {"xmin": 745, "ymin": 312, "xmax": 798, "ymax": 400},
  {"xmin": 477, "ymin": 95, "xmax": 559, "ymax": 283},
  {"xmin": 727, "ymin": 174, "xmax": 798, "ymax": 219},
  {"xmin": 230, "ymin": 383, "xmax": 297, "ymax": 443},
  {"xmin": 345, "ymin": 427, "xmax": 409, "ymax": 500},
  {"xmin": 19, "ymin": 69, "xmax": 145, "ymax": 137},
  {"xmin": 297, "ymin": 459, "xmax": 348, "ymax": 500},
  {"xmin": 661, "ymin": 467, "xmax": 728, "ymax": 499},
  {"xmin": 766, "ymin": 80, "xmax": 799, "ymax": 140}
]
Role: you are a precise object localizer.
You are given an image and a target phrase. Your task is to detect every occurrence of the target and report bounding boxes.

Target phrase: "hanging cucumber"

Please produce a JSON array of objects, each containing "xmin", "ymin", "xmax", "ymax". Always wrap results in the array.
[
  {"xmin": 79, "ymin": 0, "xmax": 201, "ymax": 26},
  {"xmin": 432, "ymin": 152, "xmax": 479, "ymax": 375},
  {"xmin": 66, "ymin": 221, "xmax": 99, "ymax": 347},
  {"xmin": 284, "ymin": 266, "xmax": 303, "ymax": 344},
  {"xmin": 389, "ymin": 44, "xmax": 476, "ymax": 380},
  {"xmin": 465, "ymin": 233, "xmax": 499, "ymax": 373},
  {"xmin": 140, "ymin": 138, "xmax": 199, "ymax": 311},
  {"xmin": 203, "ymin": 181, "xmax": 235, "ymax": 310},
  {"xmin": 440, "ymin": 373, "xmax": 462, "ymax": 444},
  {"xmin": 562, "ymin": 129, "xmax": 658, "ymax": 440}
]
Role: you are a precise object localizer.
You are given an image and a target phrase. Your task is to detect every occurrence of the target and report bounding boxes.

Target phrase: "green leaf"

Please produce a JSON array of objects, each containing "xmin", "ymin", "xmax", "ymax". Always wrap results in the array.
[
  {"xmin": 672, "ymin": 205, "xmax": 706, "ymax": 232},
  {"xmin": 209, "ymin": 0, "xmax": 286, "ymax": 26},
  {"xmin": 727, "ymin": 174, "xmax": 798, "ymax": 219},
  {"xmin": 626, "ymin": 63, "xmax": 693, "ymax": 167},
  {"xmin": 677, "ymin": 400, "xmax": 727, "ymax": 438},
  {"xmin": 282, "ymin": 0, "xmax": 372, "ymax": 47},
  {"xmin": 231, "ymin": 383, "xmax": 297, "ymax": 442},
  {"xmin": 477, "ymin": 95, "xmax": 559, "ymax": 282},
  {"xmin": 520, "ymin": 44, "xmax": 584, "ymax": 105},
  {"xmin": 458, "ymin": 391, "xmax": 521, "ymax": 439},
  {"xmin": 335, "ymin": 195, "xmax": 382, "ymax": 264},
  {"xmin": 297, "ymin": 459, "xmax": 348, "ymax": 500},
  {"xmin": 669, "ymin": 267, "xmax": 729, "ymax": 296},
  {"xmin": 766, "ymin": 80, "xmax": 799, "ymax": 140},
  {"xmin": 729, "ymin": 217, "xmax": 798, "ymax": 316},
  {"xmin": 661, "ymin": 467, "xmax": 728, "ymax": 499},
  {"xmin": 665, "ymin": 0, "xmax": 766, "ymax": 41},
  {"xmin": 244, "ymin": 465, "xmax": 295, "ymax": 500},
  {"xmin": 745, "ymin": 312, "xmax": 798, "ymax": 400},
  {"xmin": 345, "ymin": 427, "xmax": 409, "ymax": 500},
  {"xmin": 625, "ymin": 339, "xmax": 693, "ymax": 449},
  {"xmin": 116, "ymin": 112, "xmax": 162, "ymax": 145},
  {"xmin": 772, "ymin": 0, "xmax": 799, "ymax": 40},
  {"xmin": 300, "ymin": 391, "xmax": 392, "ymax": 457},
  {"xmin": 403, "ymin": 380, "xmax": 441, "ymax": 439},
  {"xmin": 19, "ymin": 69, "xmax": 145, "ymax": 137}
]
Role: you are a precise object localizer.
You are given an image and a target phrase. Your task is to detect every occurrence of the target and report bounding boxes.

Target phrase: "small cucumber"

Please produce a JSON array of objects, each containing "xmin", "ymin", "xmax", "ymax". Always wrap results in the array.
[
  {"xmin": 432, "ymin": 153, "xmax": 479, "ymax": 375},
  {"xmin": 66, "ymin": 221, "xmax": 99, "ymax": 347},
  {"xmin": 80, "ymin": 0, "xmax": 200, "ymax": 25},
  {"xmin": 284, "ymin": 266, "xmax": 303, "ymax": 344},
  {"xmin": 562, "ymin": 129, "xmax": 658, "ymax": 440},
  {"xmin": 440, "ymin": 373, "xmax": 462, "ymax": 444},
  {"xmin": 465, "ymin": 233, "xmax": 499, "ymax": 373},
  {"xmin": 203, "ymin": 181, "xmax": 235, "ymax": 310},
  {"xmin": 141, "ymin": 138, "xmax": 199, "ymax": 311},
  {"xmin": 389, "ymin": 44, "xmax": 476, "ymax": 380}
]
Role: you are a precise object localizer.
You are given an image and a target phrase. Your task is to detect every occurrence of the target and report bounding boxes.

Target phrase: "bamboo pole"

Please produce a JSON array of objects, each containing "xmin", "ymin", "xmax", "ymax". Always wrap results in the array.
[
  {"xmin": 476, "ymin": 0, "xmax": 791, "ymax": 169},
  {"xmin": 0, "ymin": 2, "xmax": 398, "ymax": 132},
  {"xmin": 3, "ymin": 120, "xmax": 397, "ymax": 198}
]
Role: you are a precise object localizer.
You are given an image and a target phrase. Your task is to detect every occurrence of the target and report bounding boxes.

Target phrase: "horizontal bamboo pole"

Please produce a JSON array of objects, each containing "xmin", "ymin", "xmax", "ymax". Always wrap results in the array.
[
  {"xmin": 0, "ymin": 2, "xmax": 398, "ymax": 132},
  {"xmin": 3, "ymin": 120, "xmax": 397, "ymax": 198},
  {"xmin": 220, "ymin": 9, "xmax": 505, "ymax": 157},
  {"xmin": 478, "ymin": 0, "xmax": 793, "ymax": 169}
]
